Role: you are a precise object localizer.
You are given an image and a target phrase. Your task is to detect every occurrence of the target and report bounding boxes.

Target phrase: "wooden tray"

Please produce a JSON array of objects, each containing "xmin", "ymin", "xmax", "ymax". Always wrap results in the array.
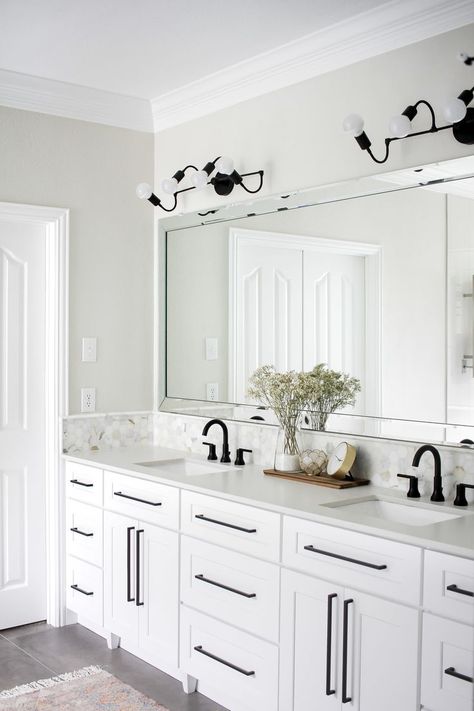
[{"xmin": 263, "ymin": 469, "xmax": 370, "ymax": 489}]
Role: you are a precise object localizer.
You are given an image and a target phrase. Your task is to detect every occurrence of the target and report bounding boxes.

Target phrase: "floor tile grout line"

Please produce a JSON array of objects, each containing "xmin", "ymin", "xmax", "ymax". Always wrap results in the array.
[{"xmin": 0, "ymin": 635, "xmax": 58, "ymax": 676}]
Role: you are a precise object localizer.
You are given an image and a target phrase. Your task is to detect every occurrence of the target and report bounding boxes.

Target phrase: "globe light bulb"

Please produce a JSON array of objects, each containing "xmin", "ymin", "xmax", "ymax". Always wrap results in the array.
[
  {"xmin": 136, "ymin": 182, "xmax": 152, "ymax": 200},
  {"xmin": 215, "ymin": 156, "xmax": 234, "ymax": 175},
  {"xmin": 389, "ymin": 114, "xmax": 412, "ymax": 138},
  {"xmin": 342, "ymin": 114, "xmax": 365, "ymax": 137},
  {"xmin": 161, "ymin": 177, "xmax": 179, "ymax": 195},
  {"xmin": 443, "ymin": 98, "xmax": 467, "ymax": 124},
  {"xmin": 190, "ymin": 170, "xmax": 209, "ymax": 190}
]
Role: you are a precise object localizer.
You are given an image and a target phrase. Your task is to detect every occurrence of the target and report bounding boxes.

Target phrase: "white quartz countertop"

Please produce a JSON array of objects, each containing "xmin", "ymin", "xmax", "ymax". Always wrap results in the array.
[{"xmin": 63, "ymin": 445, "xmax": 474, "ymax": 559}]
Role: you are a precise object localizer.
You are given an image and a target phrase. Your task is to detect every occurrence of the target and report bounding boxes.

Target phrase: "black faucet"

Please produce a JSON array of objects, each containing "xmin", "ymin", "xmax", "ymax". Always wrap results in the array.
[
  {"xmin": 202, "ymin": 419, "xmax": 231, "ymax": 463},
  {"xmin": 412, "ymin": 444, "xmax": 444, "ymax": 502}
]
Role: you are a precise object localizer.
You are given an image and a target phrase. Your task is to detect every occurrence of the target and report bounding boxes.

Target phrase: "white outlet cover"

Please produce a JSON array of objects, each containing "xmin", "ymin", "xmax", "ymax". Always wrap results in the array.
[
  {"xmin": 81, "ymin": 387, "xmax": 96, "ymax": 412},
  {"xmin": 206, "ymin": 382, "xmax": 218, "ymax": 401},
  {"xmin": 82, "ymin": 337, "xmax": 97, "ymax": 362}
]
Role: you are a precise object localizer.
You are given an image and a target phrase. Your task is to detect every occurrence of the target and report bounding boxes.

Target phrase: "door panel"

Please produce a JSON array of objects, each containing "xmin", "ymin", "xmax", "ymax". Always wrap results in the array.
[{"xmin": 104, "ymin": 511, "xmax": 138, "ymax": 644}]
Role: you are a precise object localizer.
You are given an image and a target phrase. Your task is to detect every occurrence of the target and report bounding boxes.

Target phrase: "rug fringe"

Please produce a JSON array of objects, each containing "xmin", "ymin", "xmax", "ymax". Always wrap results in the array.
[{"xmin": 0, "ymin": 665, "xmax": 103, "ymax": 699}]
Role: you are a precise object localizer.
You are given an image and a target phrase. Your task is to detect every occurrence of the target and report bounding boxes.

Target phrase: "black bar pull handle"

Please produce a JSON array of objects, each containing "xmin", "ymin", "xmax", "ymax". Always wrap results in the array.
[
  {"xmin": 136, "ymin": 529, "xmax": 144, "ymax": 606},
  {"xmin": 127, "ymin": 526, "xmax": 135, "ymax": 602},
  {"xmin": 114, "ymin": 491, "xmax": 162, "ymax": 507},
  {"xmin": 446, "ymin": 583, "xmax": 474, "ymax": 598},
  {"xmin": 444, "ymin": 667, "xmax": 473, "ymax": 684},
  {"xmin": 193, "ymin": 645, "xmax": 255, "ymax": 676},
  {"xmin": 194, "ymin": 573, "xmax": 256, "ymax": 599},
  {"xmin": 304, "ymin": 544, "xmax": 387, "ymax": 571},
  {"xmin": 342, "ymin": 598, "xmax": 354, "ymax": 704},
  {"xmin": 70, "ymin": 527, "xmax": 93, "ymax": 537},
  {"xmin": 70, "ymin": 584, "xmax": 93, "ymax": 596},
  {"xmin": 194, "ymin": 513, "xmax": 257, "ymax": 533},
  {"xmin": 326, "ymin": 593, "xmax": 337, "ymax": 696},
  {"xmin": 70, "ymin": 479, "xmax": 93, "ymax": 488}
]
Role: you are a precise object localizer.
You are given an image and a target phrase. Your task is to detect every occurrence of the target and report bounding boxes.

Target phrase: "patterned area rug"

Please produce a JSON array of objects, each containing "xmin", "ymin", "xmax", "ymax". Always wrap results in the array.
[{"xmin": 0, "ymin": 666, "xmax": 170, "ymax": 709}]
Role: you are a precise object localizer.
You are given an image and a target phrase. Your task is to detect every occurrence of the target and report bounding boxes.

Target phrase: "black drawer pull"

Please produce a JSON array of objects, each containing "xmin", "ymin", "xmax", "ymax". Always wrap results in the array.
[
  {"xmin": 446, "ymin": 583, "xmax": 474, "ymax": 598},
  {"xmin": 195, "ymin": 573, "xmax": 256, "ymax": 599},
  {"xmin": 304, "ymin": 544, "xmax": 387, "ymax": 570},
  {"xmin": 194, "ymin": 513, "xmax": 256, "ymax": 533},
  {"xmin": 326, "ymin": 593, "xmax": 337, "ymax": 696},
  {"xmin": 70, "ymin": 584, "xmax": 93, "ymax": 596},
  {"xmin": 342, "ymin": 598, "xmax": 353, "ymax": 703},
  {"xmin": 70, "ymin": 527, "xmax": 93, "ymax": 537},
  {"xmin": 70, "ymin": 479, "xmax": 93, "ymax": 488},
  {"xmin": 193, "ymin": 645, "xmax": 255, "ymax": 676},
  {"xmin": 114, "ymin": 491, "xmax": 162, "ymax": 507},
  {"xmin": 444, "ymin": 667, "xmax": 473, "ymax": 684}
]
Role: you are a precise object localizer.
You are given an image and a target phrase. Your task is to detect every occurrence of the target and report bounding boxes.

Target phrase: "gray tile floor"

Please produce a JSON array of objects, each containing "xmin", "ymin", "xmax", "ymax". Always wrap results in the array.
[{"xmin": 0, "ymin": 622, "xmax": 226, "ymax": 710}]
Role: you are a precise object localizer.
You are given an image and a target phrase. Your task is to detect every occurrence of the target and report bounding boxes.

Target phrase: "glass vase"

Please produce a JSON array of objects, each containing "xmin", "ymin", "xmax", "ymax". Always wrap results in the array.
[{"xmin": 274, "ymin": 420, "xmax": 302, "ymax": 472}]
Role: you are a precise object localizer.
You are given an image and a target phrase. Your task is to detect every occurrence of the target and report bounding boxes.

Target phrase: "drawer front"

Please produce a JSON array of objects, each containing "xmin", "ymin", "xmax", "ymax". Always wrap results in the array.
[
  {"xmin": 181, "ymin": 491, "xmax": 280, "ymax": 561},
  {"xmin": 104, "ymin": 470, "xmax": 179, "ymax": 529},
  {"xmin": 66, "ymin": 500, "xmax": 103, "ymax": 567},
  {"xmin": 181, "ymin": 536, "xmax": 279, "ymax": 642},
  {"xmin": 424, "ymin": 550, "xmax": 474, "ymax": 625},
  {"xmin": 66, "ymin": 462, "xmax": 103, "ymax": 506},
  {"xmin": 180, "ymin": 607, "xmax": 278, "ymax": 711},
  {"xmin": 66, "ymin": 556, "xmax": 103, "ymax": 626},
  {"xmin": 282, "ymin": 515, "xmax": 422, "ymax": 605},
  {"xmin": 421, "ymin": 613, "xmax": 474, "ymax": 711}
]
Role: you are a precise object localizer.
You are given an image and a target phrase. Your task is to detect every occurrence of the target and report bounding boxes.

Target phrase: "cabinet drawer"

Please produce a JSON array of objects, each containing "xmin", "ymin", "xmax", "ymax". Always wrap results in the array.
[
  {"xmin": 180, "ymin": 607, "xmax": 278, "ymax": 711},
  {"xmin": 66, "ymin": 556, "xmax": 103, "ymax": 626},
  {"xmin": 421, "ymin": 613, "xmax": 474, "ymax": 711},
  {"xmin": 282, "ymin": 516, "xmax": 422, "ymax": 605},
  {"xmin": 424, "ymin": 551, "xmax": 474, "ymax": 625},
  {"xmin": 104, "ymin": 470, "xmax": 179, "ymax": 530},
  {"xmin": 181, "ymin": 491, "xmax": 280, "ymax": 561},
  {"xmin": 66, "ymin": 500, "xmax": 103, "ymax": 567},
  {"xmin": 66, "ymin": 462, "xmax": 102, "ymax": 506},
  {"xmin": 181, "ymin": 536, "xmax": 279, "ymax": 642}
]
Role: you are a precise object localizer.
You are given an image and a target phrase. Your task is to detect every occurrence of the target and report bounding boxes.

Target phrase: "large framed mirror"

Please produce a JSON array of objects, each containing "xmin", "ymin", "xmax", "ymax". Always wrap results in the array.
[{"xmin": 157, "ymin": 156, "xmax": 474, "ymax": 447}]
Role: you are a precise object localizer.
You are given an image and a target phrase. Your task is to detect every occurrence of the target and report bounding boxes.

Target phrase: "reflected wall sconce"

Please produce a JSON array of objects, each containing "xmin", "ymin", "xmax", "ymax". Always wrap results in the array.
[
  {"xmin": 458, "ymin": 51, "xmax": 474, "ymax": 66},
  {"xmin": 343, "ymin": 85, "xmax": 474, "ymax": 164},
  {"xmin": 136, "ymin": 156, "xmax": 264, "ymax": 212}
]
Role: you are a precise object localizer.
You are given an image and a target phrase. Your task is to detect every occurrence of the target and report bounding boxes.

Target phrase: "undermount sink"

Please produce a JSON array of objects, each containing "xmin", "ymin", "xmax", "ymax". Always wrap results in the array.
[
  {"xmin": 135, "ymin": 458, "xmax": 231, "ymax": 476},
  {"xmin": 324, "ymin": 497, "xmax": 462, "ymax": 527}
]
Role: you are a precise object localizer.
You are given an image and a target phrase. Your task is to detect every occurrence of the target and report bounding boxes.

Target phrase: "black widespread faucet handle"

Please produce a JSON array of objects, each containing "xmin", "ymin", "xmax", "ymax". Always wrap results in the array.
[
  {"xmin": 202, "ymin": 442, "xmax": 218, "ymax": 461},
  {"xmin": 234, "ymin": 448, "xmax": 252, "ymax": 466},
  {"xmin": 397, "ymin": 473, "xmax": 421, "ymax": 498},
  {"xmin": 453, "ymin": 483, "xmax": 474, "ymax": 507}
]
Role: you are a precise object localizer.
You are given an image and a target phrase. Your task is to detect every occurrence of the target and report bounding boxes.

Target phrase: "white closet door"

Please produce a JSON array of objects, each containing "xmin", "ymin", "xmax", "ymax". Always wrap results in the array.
[{"xmin": 0, "ymin": 216, "xmax": 46, "ymax": 629}]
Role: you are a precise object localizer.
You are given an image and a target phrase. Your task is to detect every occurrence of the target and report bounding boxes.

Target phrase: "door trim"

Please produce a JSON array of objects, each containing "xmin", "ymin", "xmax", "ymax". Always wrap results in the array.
[{"xmin": 0, "ymin": 202, "xmax": 69, "ymax": 627}]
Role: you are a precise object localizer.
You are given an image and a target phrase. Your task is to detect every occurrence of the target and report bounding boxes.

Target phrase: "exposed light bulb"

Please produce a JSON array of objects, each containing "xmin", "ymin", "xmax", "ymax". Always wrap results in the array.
[
  {"xmin": 342, "ymin": 114, "xmax": 365, "ymax": 137},
  {"xmin": 215, "ymin": 156, "xmax": 234, "ymax": 174},
  {"xmin": 136, "ymin": 182, "xmax": 153, "ymax": 200},
  {"xmin": 389, "ymin": 114, "xmax": 412, "ymax": 138},
  {"xmin": 190, "ymin": 170, "xmax": 209, "ymax": 190},
  {"xmin": 161, "ymin": 177, "xmax": 179, "ymax": 194},
  {"xmin": 443, "ymin": 98, "xmax": 467, "ymax": 124}
]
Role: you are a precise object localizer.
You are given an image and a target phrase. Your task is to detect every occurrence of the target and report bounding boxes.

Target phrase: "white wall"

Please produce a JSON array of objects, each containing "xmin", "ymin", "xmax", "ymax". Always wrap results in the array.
[{"xmin": 0, "ymin": 106, "xmax": 154, "ymax": 413}]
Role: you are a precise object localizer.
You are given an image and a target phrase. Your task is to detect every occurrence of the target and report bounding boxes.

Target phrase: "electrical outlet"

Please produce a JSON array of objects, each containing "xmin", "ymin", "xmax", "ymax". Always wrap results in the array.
[
  {"xmin": 82, "ymin": 337, "xmax": 97, "ymax": 362},
  {"xmin": 207, "ymin": 383, "xmax": 218, "ymax": 401},
  {"xmin": 81, "ymin": 387, "xmax": 96, "ymax": 412}
]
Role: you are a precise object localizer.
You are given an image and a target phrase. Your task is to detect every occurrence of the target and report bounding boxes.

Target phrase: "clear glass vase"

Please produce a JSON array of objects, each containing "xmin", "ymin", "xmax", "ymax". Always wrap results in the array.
[{"xmin": 274, "ymin": 420, "xmax": 302, "ymax": 472}]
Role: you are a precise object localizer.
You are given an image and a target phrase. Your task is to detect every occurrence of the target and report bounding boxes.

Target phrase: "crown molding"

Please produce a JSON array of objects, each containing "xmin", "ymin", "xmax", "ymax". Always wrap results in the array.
[
  {"xmin": 0, "ymin": 68, "xmax": 153, "ymax": 132},
  {"xmin": 151, "ymin": 0, "xmax": 474, "ymax": 132}
]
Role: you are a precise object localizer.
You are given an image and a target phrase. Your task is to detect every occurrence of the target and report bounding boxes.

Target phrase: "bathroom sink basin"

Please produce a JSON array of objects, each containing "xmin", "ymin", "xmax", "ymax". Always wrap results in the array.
[
  {"xmin": 324, "ymin": 497, "xmax": 462, "ymax": 527},
  {"xmin": 135, "ymin": 458, "xmax": 230, "ymax": 476}
]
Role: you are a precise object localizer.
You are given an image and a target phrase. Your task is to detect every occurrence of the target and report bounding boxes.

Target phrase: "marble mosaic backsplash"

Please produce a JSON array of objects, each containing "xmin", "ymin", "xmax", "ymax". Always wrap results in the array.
[{"xmin": 62, "ymin": 413, "xmax": 153, "ymax": 454}]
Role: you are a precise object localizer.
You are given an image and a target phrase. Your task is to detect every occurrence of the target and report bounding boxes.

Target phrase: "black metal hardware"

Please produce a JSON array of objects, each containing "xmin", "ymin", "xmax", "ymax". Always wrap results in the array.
[
  {"xmin": 234, "ymin": 448, "xmax": 252, "ymax": 466},
  {"xmin": 70, "ymin": 584, "xmax": 93, "ymax": 596},
  {"xmin": 195, "ymin": 513, "xmax": 257, "ymax": 533},
  {"xmin": 114, "ymin": 491, "xmax": 162, "ymax": 506},
  {"xmin": 326, "ymin": 593, "xmax": 337, "ymax": 696},
  {"xmin": 397, "ymin": 473, "xmax": 421, "ymax": 498},
  {"xmin": 136, "ymin": 529, "xmax": 144, "ymax": 606},
  {"xmin": 70, "ymin": 479, "xmax": 93, "ymax": 487},
  {"xmin": 202, "ymin": 419, "xmax": 231, "ymax": 463},
  {"xmin": 453, "ymin": 483, "xmax": 474, "ymax": 507},
  {"xmin": 193, "ymin": 645, "xmax": 255, "ymax": 676},
  {"xmin": 70, "ymin": 527, "xmax": 93, "ymax": 537},
  {"xmin": 446, "ymin": 583, "xmax": 474, "ymax": 597},
  {"xmin": 412, "ymin": 444, "xmax": 444, "ymax": 502},
  {"xmin": 203, "ymin": 441, "xmax": 218, "ymax": 461},
  {"xmin": 342, "ymin": 598, "xmax": 353, "ymax": 703},
  {"xmin": 303, "ymin": 545, "xmax": 387, "ymax": 570},
  {"xmin": 444, "ymin": 667, "xmax": 473, "ymax": 684},
  {"xmin": 127, "ymin": 526, "xmax": 135, "ymax": 602},
  {"xmin": 194, "ymin": 573, "xmax": 256, "ymax": 598}
]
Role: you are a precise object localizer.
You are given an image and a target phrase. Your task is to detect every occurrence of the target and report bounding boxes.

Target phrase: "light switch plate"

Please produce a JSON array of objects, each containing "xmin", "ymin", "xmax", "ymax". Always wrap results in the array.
[
  {"xmin": 82, "ymin": 337, "xmax": 97, "ymax": 362},
  {"xmin": 205, "ymin": 337, "xmax": 218, "ymax": 361},
  {"xmin": 81, "ymin": 387, "xmax": 96, "ymax": 412}
]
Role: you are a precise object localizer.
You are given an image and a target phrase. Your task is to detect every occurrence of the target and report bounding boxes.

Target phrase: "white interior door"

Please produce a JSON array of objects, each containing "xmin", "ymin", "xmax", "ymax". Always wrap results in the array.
[{"xmin": 0, "ymin": 216, "xmax": 47, "ymax": 629}]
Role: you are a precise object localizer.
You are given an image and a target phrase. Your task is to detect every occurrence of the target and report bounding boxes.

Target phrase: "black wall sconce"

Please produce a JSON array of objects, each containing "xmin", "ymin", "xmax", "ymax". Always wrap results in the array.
[
  {"xmin": 458, "ymin": 51, "xmax": 474, "ymax": 66},
  {"xmin": 343, "ymin": 84, "xmax": 474, "ymax": 164},
  {"xmin": 136, "ymin": 156, "xmax": 264, "ymax": 212}
]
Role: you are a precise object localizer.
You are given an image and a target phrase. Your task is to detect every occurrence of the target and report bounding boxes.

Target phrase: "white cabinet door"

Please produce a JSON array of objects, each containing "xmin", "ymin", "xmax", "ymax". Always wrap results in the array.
[{"xmin": 104, "ymin": 511, "xmax": 138, "ymax": 645}]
